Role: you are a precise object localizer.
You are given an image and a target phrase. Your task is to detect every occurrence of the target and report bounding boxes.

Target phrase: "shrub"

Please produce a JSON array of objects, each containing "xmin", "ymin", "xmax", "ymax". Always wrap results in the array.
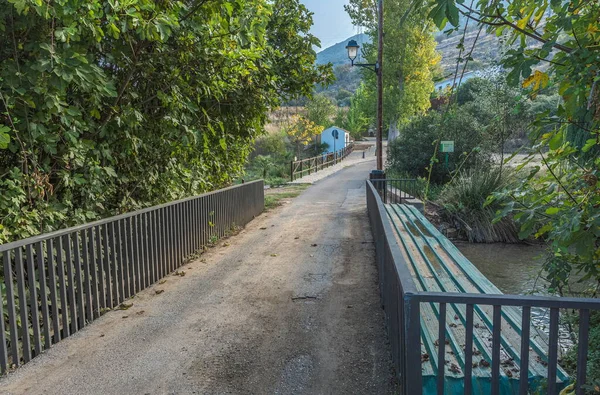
[
  {"xmin": 387, "ymin": 107, "xmax": 492, "ymax": 184},
  {"xmin": 437, "ymin": 167, "xmax": 519, "ymax": 243},
  {"xmin": 562, "ymin": 312, "xmax": 600, "ymax": 393},
  {"xmin": 251, "ymin": 132, "xmax": 288, "ymax": 160},
  {"xmin": 456, "ymin": 77, "xmax": 495, "ymax": 105}
]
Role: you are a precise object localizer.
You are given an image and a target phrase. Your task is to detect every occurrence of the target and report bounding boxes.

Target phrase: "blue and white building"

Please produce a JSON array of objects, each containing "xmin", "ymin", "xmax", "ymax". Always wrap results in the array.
[{"xmin": 319, "ymin": 126, "xmax": 351, "ymax": 154}]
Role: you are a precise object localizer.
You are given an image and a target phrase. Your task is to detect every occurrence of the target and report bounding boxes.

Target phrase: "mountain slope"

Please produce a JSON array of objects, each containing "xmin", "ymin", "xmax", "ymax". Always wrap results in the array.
[
  {"xmin": 317, "ymin": 33, "xmax": 371, "ymax": 67},
  {"xmin": 317, "ymin": 29, "xmax": 503, "ymax": 77}
]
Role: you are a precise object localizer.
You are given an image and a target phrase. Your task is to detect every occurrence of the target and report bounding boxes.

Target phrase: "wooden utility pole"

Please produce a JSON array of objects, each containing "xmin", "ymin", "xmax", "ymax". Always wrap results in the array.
[{"xmin": 376, "ymin": 0, "xmax": 384, "ymax": 171}]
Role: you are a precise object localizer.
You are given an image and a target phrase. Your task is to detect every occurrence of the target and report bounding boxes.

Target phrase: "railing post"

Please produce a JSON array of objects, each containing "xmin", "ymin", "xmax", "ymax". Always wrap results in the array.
[
  {"xmin": 290, "ymin": 161, "xmax": 294, "ymax": 181},
  {"xmin": 404, "ymin": 294, "xmax": 422, "ymax": 395}
]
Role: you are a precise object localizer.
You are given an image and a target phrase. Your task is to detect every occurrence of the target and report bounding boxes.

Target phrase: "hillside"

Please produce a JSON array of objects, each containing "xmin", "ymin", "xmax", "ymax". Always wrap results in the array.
[
  {"xmin": 316, "ymin": 28, "xmax": 505, "ymax": 96},
  {"xmin": 435, "ymin": 27, "xmax": 503, "ymax": 75},
  {"xmin": 317, "ymin": 33, "xmax": 371, "ymax": 66}
]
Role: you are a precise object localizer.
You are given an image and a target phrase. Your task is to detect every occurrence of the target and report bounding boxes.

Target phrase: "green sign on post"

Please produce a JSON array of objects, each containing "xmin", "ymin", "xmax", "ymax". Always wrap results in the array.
[
  {"xmin": 440, "ymin": 141, "xmax": 454, "ymax": 169},
  {"xmin": 440, "ymin": 141, "xmax": 455, "ymax": 153}
]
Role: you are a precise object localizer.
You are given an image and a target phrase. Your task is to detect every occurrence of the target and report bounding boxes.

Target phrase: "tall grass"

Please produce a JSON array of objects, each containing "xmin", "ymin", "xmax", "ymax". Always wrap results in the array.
[{"xmin": 437, "ymin": 167, "xmax": 520, "ymax": 243}]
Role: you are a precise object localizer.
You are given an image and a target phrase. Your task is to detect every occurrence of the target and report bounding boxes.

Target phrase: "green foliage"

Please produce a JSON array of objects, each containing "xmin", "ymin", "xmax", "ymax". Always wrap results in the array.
[
  {"xmin": 284, "ymin": 116, "xmax": 323, "ymax": 157},
  {"xmin": 346, "ymin": 0, "xmax": 440, "ymax": 130},
  {"xmin": 0, "ymin": 0, "xmax": 331, "ymax": 244},
  {"xmin": 387, "ymin": 107, "xmax": 492, "ymax": 183},
  {"xmin": 431, "ymin": 0, "xmax": 600, "ymax": 290},
  {"xmin": 338, "ymin": 83, "xmax": 372, "ymax": 139},
  {"xmin": 456, "ymin": 75, "xmax": 533, "ymax": 151},
  {"xmin": 253, "ymin": 155, "xmax": 274, "ymax": 179},
  {"xmin": 246, "ymin": 130, "xmax": 294, "ymax": 185},
  {"xmin": 562, "ymin": 312, "xmax": 600, "ymax": 391},
  {"xmin": 251, "ymin": 132, "xmax": 288, "ymax": 160},
  {"xmin": 385, "ymin": 169, "xmax": 444, "ymax": 201},
  {"xmin": 306, "ymin": 94, "xmax": 337, "ymax": 129},
  {"xmin": 456, "ymin": 78, "xmax": 495, "ymax": 105},
  {"xmin": 426, "ymin": 0, "xmax": 600, "ymax": 292},
  {"xmin": 315, "ymin": 64, "xmax": 363, "ymax": 106},
  {"xmin": 439, "ymin": 168, "xmax": 519, "ymax": 243}
]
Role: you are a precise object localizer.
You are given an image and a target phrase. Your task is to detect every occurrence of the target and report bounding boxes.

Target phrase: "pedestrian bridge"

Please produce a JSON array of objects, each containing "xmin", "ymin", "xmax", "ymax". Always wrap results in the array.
[{"xmin": 367, "ymin": 179, "xmax": 599, "ymax": 395}]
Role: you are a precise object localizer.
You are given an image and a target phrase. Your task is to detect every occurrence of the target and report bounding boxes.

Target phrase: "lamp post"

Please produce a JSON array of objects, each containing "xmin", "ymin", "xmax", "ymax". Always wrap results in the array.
[{"xmin": 346, "ymin": 0, "xmax": 384, "ymax": 174}]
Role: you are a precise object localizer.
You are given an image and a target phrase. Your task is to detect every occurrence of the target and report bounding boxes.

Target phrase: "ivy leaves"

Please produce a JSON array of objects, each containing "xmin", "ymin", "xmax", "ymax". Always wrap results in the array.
[{"xmin": 0, "ymin": 126, "xmax": 9, "ymax": 149}]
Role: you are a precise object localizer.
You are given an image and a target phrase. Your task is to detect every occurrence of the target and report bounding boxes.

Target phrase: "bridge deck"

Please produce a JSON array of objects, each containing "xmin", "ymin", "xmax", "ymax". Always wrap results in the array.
[{"xmin": 384, "ymin": 203, "xmax": 569, "ymax": 395}]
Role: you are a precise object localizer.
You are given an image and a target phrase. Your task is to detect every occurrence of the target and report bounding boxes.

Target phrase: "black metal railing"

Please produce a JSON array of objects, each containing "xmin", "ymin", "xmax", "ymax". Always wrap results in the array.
[
  {"xmin": 290, "ymin": 143, "xmax": 354, "ymax": 181},
  {"xmin": 370, "ymin": 179, "xmax": 418, "ymax": 204},
  {"xmin": 0, "ymin": 181, "xmax": 264, "ymax": 373},
  {"xmin": 366, "ymin": 179, "xmax": 600, "ymax": 395}
]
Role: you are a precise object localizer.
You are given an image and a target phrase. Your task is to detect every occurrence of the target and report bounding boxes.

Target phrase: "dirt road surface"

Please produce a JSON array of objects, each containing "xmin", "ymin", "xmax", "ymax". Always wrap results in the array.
[{"xmin": 0, "ymin": 159, "xmax": 398, "ymax": 395}]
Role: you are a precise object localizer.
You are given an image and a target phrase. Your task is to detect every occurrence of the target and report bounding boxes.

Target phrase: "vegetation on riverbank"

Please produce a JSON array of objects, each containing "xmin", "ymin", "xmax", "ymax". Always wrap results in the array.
[{"xmin": 0, "ymin": 0, "xmax": 332, "ymax": 244}]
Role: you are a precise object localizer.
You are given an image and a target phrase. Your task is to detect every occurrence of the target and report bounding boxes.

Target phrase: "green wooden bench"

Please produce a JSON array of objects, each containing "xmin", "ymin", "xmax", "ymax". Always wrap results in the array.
[{"xmin": 384, "ymin": 203, "xmax": 569, "ymax": 394}]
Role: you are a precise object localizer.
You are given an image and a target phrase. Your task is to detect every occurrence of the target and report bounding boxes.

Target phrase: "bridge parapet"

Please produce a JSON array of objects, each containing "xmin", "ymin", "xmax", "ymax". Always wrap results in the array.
[{"xmin": 366, "ymin": 179, "xmax": 600, "ymax": 395}]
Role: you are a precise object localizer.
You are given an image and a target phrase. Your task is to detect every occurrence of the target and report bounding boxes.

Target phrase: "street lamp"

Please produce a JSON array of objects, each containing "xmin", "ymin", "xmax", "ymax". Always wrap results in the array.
[
  {"xmin": 346, "ymin": 40, "xmax": 359, "ymax": 65},
  {"xmin": 345, "ymin": 40, "xmax": 379, "ymax": 73},
  {"xmin": 346, "ymin": 0, "xmax": 384, "ymax": 174}
]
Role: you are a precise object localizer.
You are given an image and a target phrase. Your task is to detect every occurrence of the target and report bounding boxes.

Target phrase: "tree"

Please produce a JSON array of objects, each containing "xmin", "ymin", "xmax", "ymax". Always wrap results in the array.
[
  {"xmin": 306, "ymin": 94, "xmax": 337, "ymax": 129},
  {"xmin": 0, "ymin": 0, "xmax": 332, "ymax": 243},
  {"xmin": 345, "ymin": 0, "xmax": 440, "ymax": 131},
  {"xmin": 285, "ymin": 116, "xmax": 323, "ymax": 157},
  {"xmin": 339, "ymin": 83, "xmax": 372, "ymax": 139},
  {"xmin": 387, "ymin": 107, "xmax": 491, "ymax": 183},
  {"xmin": 429, "ymin": 0, "xmax": 600, "ymax": 293}
]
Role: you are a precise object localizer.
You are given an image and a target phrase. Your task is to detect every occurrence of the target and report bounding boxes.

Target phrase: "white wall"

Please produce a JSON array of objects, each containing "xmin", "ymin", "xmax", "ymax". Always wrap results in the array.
[{"xmin": 321, "ymin": 126, "xmax": 348, "ymax": 154}]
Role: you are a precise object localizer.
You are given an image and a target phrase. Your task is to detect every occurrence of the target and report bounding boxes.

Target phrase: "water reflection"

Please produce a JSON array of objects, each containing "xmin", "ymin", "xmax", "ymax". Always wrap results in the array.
[
  {"xmin": 454, "ymin": 241, "xmax": 548, "ymax": 295},
  {"xmin": 454, "ymin": 242, "xmax": 575, "ymax": 351}
]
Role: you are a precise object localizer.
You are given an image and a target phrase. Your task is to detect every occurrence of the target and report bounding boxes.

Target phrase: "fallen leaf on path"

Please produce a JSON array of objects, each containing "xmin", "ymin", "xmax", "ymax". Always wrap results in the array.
[
  {"xmin": 122, "ymin": 315, "xmax": 129, "ymax": 319},
  {"xmin": 136, "ymin": 310, "xmax": 145, "ymax": 316},
  {"xmin": 159, "ymin": 280, "xmax": 167, "ymax": 284},
  {"xmin": 311, "ymin": 244, "xmax": 317, "ymax": 247},
  {"xmin": 260, "ymin": 227, "xmax": 267, "ymax": 230},
  {"xmin": 223, "ymin": 242, "xmax": 230, "ymax": 247},
  {"xmin": 116, "ymin": 303, "xmax": 133, "ymax": 310},
  {"xmin": 155, "ymin": 289, "xmax": 164, "ymax": 295},
  {"xmin": 270, "ymin": 254, "xmax": 278, "ymax": 257},
  {"xmin": 294, "ymin": 236, "xmax": 300, "ymax": 239}
]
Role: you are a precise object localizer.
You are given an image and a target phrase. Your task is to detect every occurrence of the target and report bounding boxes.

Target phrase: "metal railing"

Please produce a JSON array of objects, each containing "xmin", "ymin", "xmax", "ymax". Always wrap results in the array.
[
  {"xmin": 370, "ymin": 179, "xmax": 418, "ymax": 204},
  {"xmin": 366, "ymin": 179, "xmax": 600, "ymax": 395},
  {"xmin": 0, "ymin": 180, "xmax": 264, "ymax": 373},
  {"xmin": 290, "ymin": 143, "xmax": 354, "ymax": 181}
]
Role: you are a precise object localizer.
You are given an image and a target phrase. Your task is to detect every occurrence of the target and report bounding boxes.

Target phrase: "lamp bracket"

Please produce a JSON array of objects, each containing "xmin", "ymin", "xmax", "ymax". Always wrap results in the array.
[{"xmin": 350, "ymin": 60, "xmax": 379, "ymax": 74}]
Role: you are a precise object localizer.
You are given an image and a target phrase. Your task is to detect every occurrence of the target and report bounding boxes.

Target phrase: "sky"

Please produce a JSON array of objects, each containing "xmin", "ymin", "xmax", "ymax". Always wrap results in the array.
[{"xmin": 300, "ymin": 0, "xmax": 357, "ymax": 51}]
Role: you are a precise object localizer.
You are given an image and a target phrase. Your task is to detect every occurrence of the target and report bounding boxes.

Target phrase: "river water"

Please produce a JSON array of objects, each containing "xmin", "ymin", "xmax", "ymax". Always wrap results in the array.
[
  {"xmin": 454, "ymin": 241, "xmax": 548, "ymax": 295},
  {"xmin": 454, "ymin": 242, "xmax": 576, "ymax": 351}
]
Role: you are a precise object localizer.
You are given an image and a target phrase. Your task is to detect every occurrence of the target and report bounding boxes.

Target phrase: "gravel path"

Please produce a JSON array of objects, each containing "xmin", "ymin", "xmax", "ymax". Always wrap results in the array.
[
  {"xmin": 290, "ymin": 145, "xmax": 376, "ymax": 185},
  {"xmin": 0, "ymin": 159, "xmax": 398, "ymax": 395}
]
